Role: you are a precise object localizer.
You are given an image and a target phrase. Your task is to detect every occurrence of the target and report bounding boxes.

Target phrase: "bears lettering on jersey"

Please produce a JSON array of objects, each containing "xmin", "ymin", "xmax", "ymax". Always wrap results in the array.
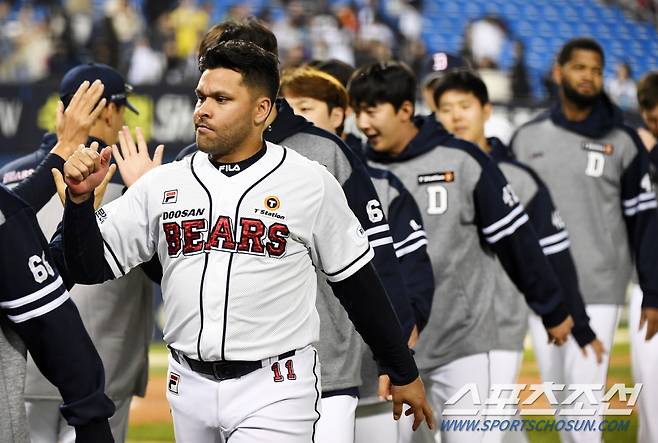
[{"xmin": 163, "ymin": 214, "xmax": 290, "ymax": 258}]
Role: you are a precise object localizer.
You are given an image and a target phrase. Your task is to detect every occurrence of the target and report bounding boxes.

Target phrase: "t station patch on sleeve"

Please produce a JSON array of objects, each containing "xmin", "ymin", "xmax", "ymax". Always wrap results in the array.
[
  {"xmin": 581, "ymin": 141, "xmax": 614, "ymax": 156},
  {"xmin": 417, "ymin": 171, "xmax": 455, "ymax": 184}
]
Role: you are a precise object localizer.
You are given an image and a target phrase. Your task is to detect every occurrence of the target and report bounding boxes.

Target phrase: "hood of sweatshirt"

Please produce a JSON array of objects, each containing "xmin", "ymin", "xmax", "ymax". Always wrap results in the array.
[
  {"xmin": 265, "ymin": 99, "xmax": 315, "ymax": 144},
  {"xmin": 550, "ymin": 94, "xmax": 624, "ymax": 139},
  {"xmin": 365, "ymin": 115, "xmax": 453, "ymax": 163}
]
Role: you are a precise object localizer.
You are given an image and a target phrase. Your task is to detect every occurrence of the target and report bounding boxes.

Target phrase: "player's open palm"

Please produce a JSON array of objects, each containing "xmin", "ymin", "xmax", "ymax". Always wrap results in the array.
[
  {"xmin": 391, "ymin": 376, "xmax": 435, "ymax": 431},
  {"xmin": 64, "ymin": 142, "xmax": 113, "ymax": 201},
  {"xmin": 112, "ymin": 126, "xmax": 164, "ymax": 187},
  {"xmin": 53, "ymin": 80, "xmax": 107, "ymax": 159}
]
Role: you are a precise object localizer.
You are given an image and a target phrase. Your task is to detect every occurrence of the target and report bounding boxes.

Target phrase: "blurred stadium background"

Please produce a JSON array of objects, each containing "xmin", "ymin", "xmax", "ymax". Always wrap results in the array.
[{"xmin": 0, "ymin": 0, "xmax": 653, "ymax": 441}]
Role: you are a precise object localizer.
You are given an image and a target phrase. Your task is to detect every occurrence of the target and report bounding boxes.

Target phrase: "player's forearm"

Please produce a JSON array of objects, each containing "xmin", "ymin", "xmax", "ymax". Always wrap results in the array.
[
  {"xmin": 493, "ymin": 225, "xmax": 569, "ymax": 326},
  {"xmin": 546, "ymin": 251, "xmax": 595, "ymax": 346},
  {"xmin": 329, "ymin": 262, "xmax": 419, "ymax": 386},
  {"xmin": 63, "ymin": 193, "xmax": 114, "ymax": 284},
  {"xmin": 13, "ymin": 153, "xmax": 64, "ymax": 212}
]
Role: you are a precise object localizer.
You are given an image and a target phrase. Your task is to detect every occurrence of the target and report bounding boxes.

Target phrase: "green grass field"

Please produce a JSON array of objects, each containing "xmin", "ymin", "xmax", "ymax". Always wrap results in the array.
[{"xmin": 126, "ymin": 333, "xmax": 639, "ymax": 442}]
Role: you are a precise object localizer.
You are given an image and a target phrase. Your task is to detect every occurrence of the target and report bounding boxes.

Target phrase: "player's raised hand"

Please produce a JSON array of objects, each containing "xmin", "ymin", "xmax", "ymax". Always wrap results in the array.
[
  {"xmin": 52, "ymin": 163, "xmax": 116, "ymax": 210},
  {"xmin": 391, "ymin": 376, "xmax": 434, "ymax": 431},
  {"xmin": 112, "ymin": 126, "xmax": 164, "ymax": 187},
  {"xmin": 64, "ymin": 142, "xmax": 113, "ymax": 203},
  {"xmin": 51, "ymin": 80, "xmax": 107, "ymax": 160},
  {"xmin": 546, "ymin": 315, "xmax": 574, "ymax": 346},
  {"xmin": 580, "ymin": 338, "xmax": 606, "ymax": 364},
  {"xmin": 639, "ymin": 307, "xmax": 658, "ymax": 341}
]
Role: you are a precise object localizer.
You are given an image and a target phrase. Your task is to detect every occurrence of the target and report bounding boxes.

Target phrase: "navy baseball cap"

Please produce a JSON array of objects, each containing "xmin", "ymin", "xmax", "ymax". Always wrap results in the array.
[
  {"xmin": 422, "ymin": 52, "xmax": 470, "ymax": 86},
  {"xmin": 59, "ymin": 63, "xmax": 139, "ymax": 114}
]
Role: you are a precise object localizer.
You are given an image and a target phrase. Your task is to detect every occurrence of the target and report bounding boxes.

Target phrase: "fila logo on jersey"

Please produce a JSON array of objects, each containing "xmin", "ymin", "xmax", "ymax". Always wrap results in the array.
[
  {"xmin": 582, "ymin": 141, "xmax": 614, "ymax": 155},
  {"xmin": 168, "ymin": 372, "xmax": 180, "ymax": 394},
  {"xmin": 163, "ymin": 190, "xmax": 178, "ymax": 204},
  {"xmin": 162, "ymin": 215, "xmax": 290, "ymax": 258},
  {"xmin": 417, "ymin": 171, "xmax": 455, "ymax": 184},
  {"xmin": 217, "ymin": 164, "xmax": 240, "ymax": 173}
]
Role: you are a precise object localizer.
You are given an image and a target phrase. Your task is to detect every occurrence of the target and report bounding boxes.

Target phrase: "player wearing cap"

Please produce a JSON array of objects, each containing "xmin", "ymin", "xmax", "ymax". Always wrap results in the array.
[
  {"xmin": 510, "ymin": 38, "xmax": 658, "ymax": 443},
  {"xmin": 0, "ymin": 63, "xmax": 159, "ymax": 443},
  {"xmin": 433, "ymin": 69, "xmax": 605, "ymax": 443},
  {"xmin": 0, "ymin": 184, "xmax": 115, "ymax": 443},
  {"xmin": 420, "ymin": 52, "xmax": 471, "ymax": 113},
  {"xmin": 279, "ymin": 66, "xmax": 435, "ymax": 443},
  {"xmin": 349, "ymin": 61, "xmax": 574, "ymax": 443},
  {"xmin": 57, "ymin": 40, "xmax": 433, "ymax": 442}
]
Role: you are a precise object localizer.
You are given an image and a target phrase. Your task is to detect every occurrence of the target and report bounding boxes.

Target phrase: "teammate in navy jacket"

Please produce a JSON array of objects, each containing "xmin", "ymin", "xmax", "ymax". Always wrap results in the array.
[
  {"xmin": 0, "ymin": 185, "xmax": 115, "ymax": 443},
  {"xmin": 278, "ymin": 65, "xmax": 434, "ymax": 443}
]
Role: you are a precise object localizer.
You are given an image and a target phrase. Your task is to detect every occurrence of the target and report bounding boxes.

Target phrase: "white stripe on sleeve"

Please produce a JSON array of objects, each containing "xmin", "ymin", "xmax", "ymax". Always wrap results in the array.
[
  {"xmin": 539, "ymin": 230, "xmax": 569, "ymax": 247},
  {"xmin": 485, "ymin": 214, "xmax": 529, "ymax": 244},
  {"xmin": 542, "ymin": 239, "xmax": 571, "ymax": 255},
  {"xmin": 370, "ymin": 237, "xmax": 394, "ymax": 248},
  {"xmin": 8, "ymin": 292, "xmax": 70, "ymax": 323},
  {"xmin": 481, "ymin": 205, "xmax": 525, "ymax": 235},
  {"xmin": 624, "ymin": 200, "xmax": 658, "ymax": 216},
  {"xmin": 0, "ymin": 277, "xmax": 64, "ymax": 309},
  {"xmin": 394, "ymin": 230, "xmax": 427, "ymax": 249},
  {"xmin": 395, "ymin": 239, "xmax": 429, "ymax": 258},
  {"xmin": 365, "ymin": 224, "xmax": 390, "ymax": 237}
]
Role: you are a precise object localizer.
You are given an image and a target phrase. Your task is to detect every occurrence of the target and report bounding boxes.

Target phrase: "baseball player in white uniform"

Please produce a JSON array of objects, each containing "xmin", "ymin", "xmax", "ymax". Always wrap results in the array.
[{"xmin": 56, "ymin": 40, "xmax": 434, "ymax": 442}]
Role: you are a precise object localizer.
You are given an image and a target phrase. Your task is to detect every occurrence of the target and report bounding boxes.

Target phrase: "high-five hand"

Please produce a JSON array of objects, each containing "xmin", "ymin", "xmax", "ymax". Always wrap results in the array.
[
  {"xmin": 63, "ymin": 142, "xmax": 113, "ymax": 203},
  {"xmin": 112, "ymin": 126, "xmax": 164, "ymax": 187},
  {"xmin": 51, "ymin": 80, "xmax": 107, "ymax": 160}
]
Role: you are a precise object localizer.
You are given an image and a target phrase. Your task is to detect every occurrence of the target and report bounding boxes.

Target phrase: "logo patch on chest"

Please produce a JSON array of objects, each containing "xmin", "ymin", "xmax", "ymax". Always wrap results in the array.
[
  {"xmin": 581, "ymin": 141, "xmax": 614, "ymax": 156},
  {"xmin": 163, "ymin": 189, "xmax": 178, "ymax": 204},
  {"xmin": 417, "ymin": 171, "xmax": 455, "ymax": 184}
]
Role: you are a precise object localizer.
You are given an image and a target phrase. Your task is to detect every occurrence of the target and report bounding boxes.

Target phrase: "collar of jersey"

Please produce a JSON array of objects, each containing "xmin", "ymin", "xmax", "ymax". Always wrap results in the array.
[{"xmin": 193, "ymin": 141, "xmax": 283, "ymax": 187}]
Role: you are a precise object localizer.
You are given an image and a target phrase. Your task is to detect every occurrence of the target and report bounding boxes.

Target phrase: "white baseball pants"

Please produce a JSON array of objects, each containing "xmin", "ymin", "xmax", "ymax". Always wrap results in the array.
[
  {"xmin": 629, "ymin": 284, "xmax": 658, "ymax": 443},
  {"xmin": 528, "ymin": 305, "xmax": 620, "ymax": 443},
  {"xmin": 482, "ymin": 350, "xmax": 528, "ymax": 443},
  {"xmin": 166, "ymin": 345, "xmax": 321, "ymax": 443},
  {"xmin": 315, "ymin": 394, "xmax": 358, "ymax": 443}
]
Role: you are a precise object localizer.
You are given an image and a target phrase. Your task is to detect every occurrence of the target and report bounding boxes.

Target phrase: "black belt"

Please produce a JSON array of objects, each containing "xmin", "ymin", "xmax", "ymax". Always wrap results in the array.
[{"xmin": 169, "ymin": 348, "xmax": 296, "ymax": 381}]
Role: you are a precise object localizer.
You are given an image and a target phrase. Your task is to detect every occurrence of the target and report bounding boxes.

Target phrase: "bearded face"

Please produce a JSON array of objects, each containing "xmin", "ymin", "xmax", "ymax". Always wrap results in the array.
[{"xmin": 557, "ymin": 49, "xmax": 604, "ymax": 109}]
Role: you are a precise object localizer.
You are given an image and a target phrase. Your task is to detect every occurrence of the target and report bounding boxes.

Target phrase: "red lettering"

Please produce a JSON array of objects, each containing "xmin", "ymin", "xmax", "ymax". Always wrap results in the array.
[
  {"xmin": 182, "ymin": 219, "xmax": 207, "ymax": 255},
  {"xmin": 163, "ymin": 222, "xmax": 182, "ymax": 257},
  {"xmin": 237, "ymin": 218, "xmax": 266, "ymax": 254},
  {"xmin": 206, "ymin": 216, "xmax": 236, "ymax": 251},
  {"xmin": 266, "ymin": 223, "xmax": 289, "ymax": 257}
]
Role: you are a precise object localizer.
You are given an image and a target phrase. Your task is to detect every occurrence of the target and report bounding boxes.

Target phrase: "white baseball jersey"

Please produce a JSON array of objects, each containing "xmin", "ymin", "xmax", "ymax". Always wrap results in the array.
[{"xmin": 96, "ymin": 142, "xmax": 373, "ymax": 362}]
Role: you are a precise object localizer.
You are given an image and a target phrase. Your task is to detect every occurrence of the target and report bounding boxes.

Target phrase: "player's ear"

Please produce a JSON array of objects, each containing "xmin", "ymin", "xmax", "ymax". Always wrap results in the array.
[
  {"xmin": 254, "ymin": 96, "xmax": 272, "ymax": 126},
  {"xmin": 329, "ymin": 107, "xmax": 345, "ymax": 132},
  {"xmin": 398, "ymin": 100, "xmax": 415, "ymax": 123},
  {"xmin": 483, "ymin": 102, "xmax": 493, "ymax": 122},
  {"xmin": 552, "ymin": 63, "xmax": 562, "ymax": 85}
]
